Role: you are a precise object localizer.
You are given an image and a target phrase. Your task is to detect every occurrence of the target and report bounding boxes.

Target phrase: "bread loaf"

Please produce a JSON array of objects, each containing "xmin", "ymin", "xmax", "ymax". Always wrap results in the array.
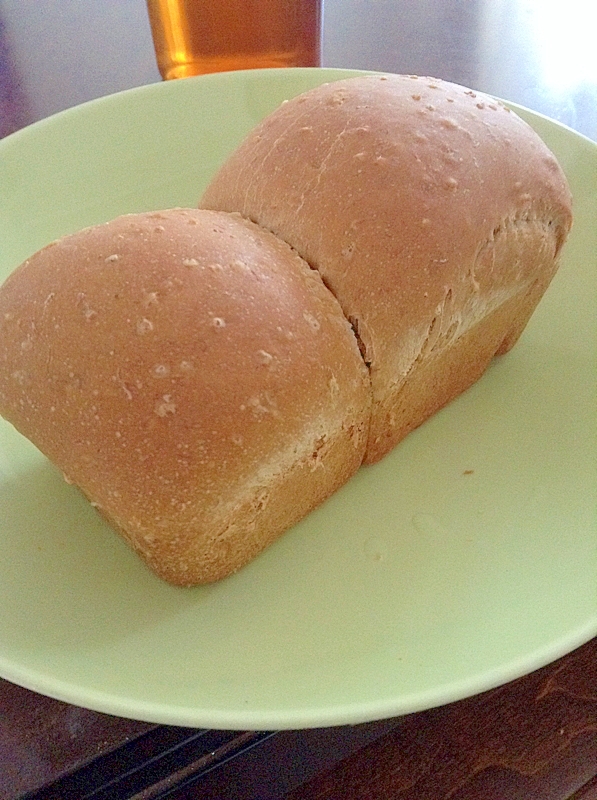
[
  {"xmin": 0, "ymin": 74, "xmax": 573, "ymax": 585},
  {"xmin": 0, "ymin": 209, "xmax": 370, "ymax": 585},
  {"xmin": 201, "ymin": 74, "xmax": 573, "ymax": 463}
]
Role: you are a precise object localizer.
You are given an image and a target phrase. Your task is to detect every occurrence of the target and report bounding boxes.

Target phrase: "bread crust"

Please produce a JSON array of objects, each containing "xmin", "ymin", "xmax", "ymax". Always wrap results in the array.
[
  {"xmin": 0, "ymin": 209, "xmax": 370, "ymax": 584},
  {"xmin": 201, "ymin": 74, "xmax": 573, "ymax": 462},
  {"xmin": 0, "ymin": 75, "xmax": 574, "ymax": 585}
]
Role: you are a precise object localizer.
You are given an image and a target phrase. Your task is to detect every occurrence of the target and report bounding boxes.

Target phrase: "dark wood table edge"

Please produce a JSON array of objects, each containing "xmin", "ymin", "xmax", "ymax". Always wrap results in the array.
[{"xmin": 16, "ymin": 635, "xmax": 597, "ymax": 800}]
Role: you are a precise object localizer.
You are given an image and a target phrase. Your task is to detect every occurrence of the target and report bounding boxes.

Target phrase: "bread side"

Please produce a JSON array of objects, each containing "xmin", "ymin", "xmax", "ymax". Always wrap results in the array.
[
  {"xmin": 200, "ymin": 74, "xmax": 573, "ymax": 463},
  {"xmin": 0, "ymin": 209, "xmax": 370, "ymax": 584}
]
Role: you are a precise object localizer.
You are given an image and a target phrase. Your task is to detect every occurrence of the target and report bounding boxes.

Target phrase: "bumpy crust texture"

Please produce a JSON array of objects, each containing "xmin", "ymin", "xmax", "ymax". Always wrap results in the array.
[
  {"xmin": 0, "ymin": 209, "xmax": 370, "ymax": 584},
  {"xmin": 201, "ymin": 74, "xmax": 573, "ymax": 462},
  {"xmin": 0, "ymin": 75, "xmax": 574, "ymax": 585}
]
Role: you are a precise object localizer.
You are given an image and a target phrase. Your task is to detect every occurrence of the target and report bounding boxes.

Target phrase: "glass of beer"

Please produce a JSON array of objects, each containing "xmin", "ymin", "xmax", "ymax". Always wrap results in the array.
[{"xmin": 146, "ymin": 0, "xmax": 322, "ymax": 80}]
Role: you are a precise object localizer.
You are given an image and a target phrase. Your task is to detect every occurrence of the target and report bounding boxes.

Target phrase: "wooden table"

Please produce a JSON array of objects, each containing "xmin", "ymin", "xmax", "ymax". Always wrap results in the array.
[{"xmin": 0, "ymin": 2, "xmax": 595, "ymax": 797}]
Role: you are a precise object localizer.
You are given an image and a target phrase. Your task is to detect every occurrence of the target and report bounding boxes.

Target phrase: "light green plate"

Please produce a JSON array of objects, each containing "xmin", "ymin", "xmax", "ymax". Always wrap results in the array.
[{"xmin": 0, "ymin": 69, "xmax": 595, "ymax": 730}]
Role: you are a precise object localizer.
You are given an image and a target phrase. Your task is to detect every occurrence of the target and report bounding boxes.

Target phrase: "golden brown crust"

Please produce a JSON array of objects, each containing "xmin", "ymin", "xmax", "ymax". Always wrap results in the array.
[
  {"xmin": 0, "ymin": 75, "xmax": 574, "ymax": 585},
  {"xmin": 201, "ymin": 74, "xmax": 573, "ymax": 462},
  {"xmin": 0, "ymin": 208, "xmax": 370, "ymax": 584}
]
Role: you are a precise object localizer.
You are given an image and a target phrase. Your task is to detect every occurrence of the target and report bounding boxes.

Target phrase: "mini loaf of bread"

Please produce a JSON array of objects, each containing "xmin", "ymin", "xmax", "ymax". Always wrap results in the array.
[
  {"xmin": 201, "ymin": 74, "xmax": 573, "ymax": 463},
  {"xmin": 0, "ymin": 209, "xmax": 370, "ymax": 585},
  {"xmin": 0, "ymin": 75, "xmax": 574, "ymax": 586}
]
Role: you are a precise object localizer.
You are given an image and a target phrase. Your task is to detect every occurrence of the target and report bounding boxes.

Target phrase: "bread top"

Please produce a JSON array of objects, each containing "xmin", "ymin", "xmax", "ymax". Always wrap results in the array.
[
  {"xmin": 201, "ymin": 74, "xmax": 573, "ymax": 387},
  {"xmin": 0, "ymin": 208, "xmax": 369, "ymax": 568}
]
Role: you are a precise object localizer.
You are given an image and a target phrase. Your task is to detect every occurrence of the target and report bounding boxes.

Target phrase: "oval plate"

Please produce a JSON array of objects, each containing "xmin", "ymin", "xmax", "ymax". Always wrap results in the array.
[{"xmin": 0, "ymin": 68, "xmax": 595, "ymax": 730}]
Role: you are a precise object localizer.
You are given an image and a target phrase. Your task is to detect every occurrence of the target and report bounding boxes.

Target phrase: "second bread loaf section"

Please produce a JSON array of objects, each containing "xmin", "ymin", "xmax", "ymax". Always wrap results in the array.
[{"xmin": 200, "ymin": 74, "xmax": 573, "ymax": 463}]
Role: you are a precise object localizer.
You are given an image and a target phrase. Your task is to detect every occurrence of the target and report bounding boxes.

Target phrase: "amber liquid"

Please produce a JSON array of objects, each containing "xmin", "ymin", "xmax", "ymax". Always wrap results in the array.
[{"xmin": 146, "ymin": 0, "xmax": 322, "ymax": 79}]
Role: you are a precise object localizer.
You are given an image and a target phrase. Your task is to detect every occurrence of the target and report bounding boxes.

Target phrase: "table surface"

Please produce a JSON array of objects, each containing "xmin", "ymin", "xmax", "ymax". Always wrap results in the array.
[{"xmin": 0, "ymin": 1, "xmax": 596, "ymax": 798}]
